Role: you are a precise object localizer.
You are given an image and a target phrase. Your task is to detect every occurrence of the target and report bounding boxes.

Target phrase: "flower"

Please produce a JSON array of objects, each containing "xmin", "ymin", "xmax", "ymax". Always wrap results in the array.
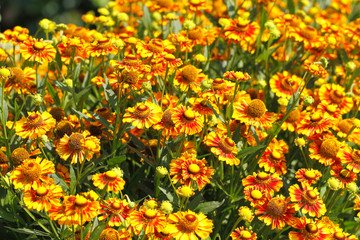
[
  {"xmin": 238, "ymin": 206, "xmax": 254, "ymax": 222},
  {"xmin": 56, "ymin": 131, "xmax": 101, "ymax": 164},
  {"xmin": 12, "ymin": 111, "xmax": 56, "ymax": 140},
  {"xmin": 330, "ymin": 165, "xmax": 357, "ymax": 189},
  {"xmin": 295, "ymin": 169, "xmax": 322, "ymax": 185},
  {"xmin": 230, "ymin": 227, "xmax": 257, "ymax": 240},
  {"xmin": 223, "ymin": 71, "xmax": 251, "ymax": 82},
  {"xmin": 255, "ymin": 195, "xmax": 296, "ymax": 230},
  {"xmin": 86, "ymin": 37, "xmax": 117, "ymax": 57},
  {"xmin": 269, "ymin": 71, "xmax": 303, "ymax": 99},
  {"xmin": 23, "ymin": 182, "xmax": 63, "ymax": 212},
  {"xmin": 318, "ymin": 83, "xmax": 354, "ymax": 114},
  {"xmin": 259, "ymin": 144, "xmax": 288, "ymax": 175},
  {"xmin": 171, "ymin": 105, "xmax": 204, "ymax": 135},
  {"xmin": 233, "ymin": 99, "xmax": 276, "ymax": 129},
  {"xmin": 223, "ymin": 17, "xmax": 259, "ymax": 45},
  {"xmin": 63, "ymin": 195, "xmax": 100, "ymax": 225},
  {"xmin": 296, "ymin": 111, "xmax": 337, "ymax": 137},
  {"xmin": 168, "ymin": 210, "xmax": 213, "ymax": 240},
  {"xmin": 289, "ymin": 217, "xmax": 330, "ymax": 240},
  {"xmin": 242, "ymin": 172, "xmax": 283, "ymax": 194},
  {"xmin": 10, "ymin": 157, "xmax": 55, "ymax": 190},
  {"xmin": 304, "ymin": 62, "xmax": 328, "ymax": 78},
  {"xmin": 244, "ymin": 186, "xmax": 269, "ymax": 207},
  {"xmin": 174, "ymin": 64, "xmax": 206, "ymax": 92},
  {"xmin": 129, "ymin": 206, "xmax": 167, "ymax": 237},
  {"xmin": 4, "ymin": 67, "xmax": 36, "ymax": 94},
  {"xmin": 309, "ymin": 136, "xmax": 343, "ymax": 166},
  {"xmin": 99, "ymin": 198, "xmax": 132, "ymax": 226},
  {"xmin": 289, "ymin": 183, "xmax": 327, "ymax": 217},
  {"xmin": 123, "ymin": 102, "xmax": 163, "ymax": 129},
  {"xmin": 92, "ymin": 170, "xmax": 126, "ymax": 193},
  {"xmin": 20, "ymin": 38, "xmax": 56, "ymax": 62},
  {"xmin": 170, "ymin": 152, "xmax": 214, "ymax": 190},
  {"xmin": 204, "ymin": 131, "xmax": 239, "ymax": 166}
]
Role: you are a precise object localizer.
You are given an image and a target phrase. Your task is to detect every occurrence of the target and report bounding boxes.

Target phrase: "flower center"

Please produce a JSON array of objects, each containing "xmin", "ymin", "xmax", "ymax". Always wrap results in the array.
[
  {"xmin": 97, "ymin": 38, "xmax": 110, "ymax": 44},
  {"xmin": 104, "ymin": 171, "xmax": 117, "ymax": 181},
  {"xmin": 9, "ymin": 67, "xmax": 25, "ymax": 83},
  {"xmin": 304, "ymin": 190, "xmax": 317, "ymax": 201},
  {"xmin": 320, "ymin": 139, "xmax": 339, "ymax": 159},
  {"xmin": 162, "ymin": 109, "xmax": 175, "ymax": 126},
  {"xmin": 183, "ymin": 109, "xmax": 196, "ymax": 121},
  {"xmin": 326, "ymin": 104, "xmax": 337, "ymax": 114},
  {"xmin": 134, "ymin": 104, "xmax": 151, "ymax": 119},
  {"xmin": 36, "ymin": 186, "xmax": 49, "ymax": 196},
  {"xmin": 267, "ymin": 197, "xmax": 287, "ymax": 217},
  {"xmin": 218, "ymin": 137, "xmax": 235, "ymax": 154},
  {"xmin": 250, "ymin": 189, "xmax": 263, "ymax": 200},
  {"xmin": 16, "ymin": 34, "xmax": 27, "ymax": 42},
  {"xmin": 305, "ymin": 223, "xmax": 318, "ymax": 234},
  {"xmin": 27, "ymin": 113, "xmax": 43, "ymax": 128},
  {"xmin": 75, "ymin": 197, "xmax": 88, "ymax": 208},
  {"xmin": 234, "ymin": 18, "xmax": 249, "ymax": 32},
  {"xmin": 247, "ymin": 99, "xmax": 266, "ymax": 118},
  {"xmin": 111, "ymin": 202, "xmax": 121, "ymax": 210},
  {"xmin": 310, "ymin": 112, "xmax": 322, "ymax": 122},
  {"xmin": 68, "ymin": 133, "xmax": 85, "ymax": 151},
  {"xmin": 95, "ymin": 107, "xmax": 112, "ymax": 120},
  {"xmin": 333, "ymin": 232, "xmax": 345, "ymax": 240},
  {"xmin": 49, "ymin": 107, "xmax": 65, "ymax": 122},
  {"xmin": 338, "ymin": 119, "xmax": 353, "ymax": 134},
  {"xmin": 304, "ymin": 171, "xmax": 316, "ymax": 180},
  {"xmin": 188, "ymin": 28, "xmax": 204, "ymax": 40},
  {"xmin": 123, "ymin": 54, "xmax": 139, "ymax": 66},
  {"xmin": 329, "ymin": 90, "xmax": 344, "ymax": 104},
  {"xmin": 351, "ymin": 150, "xmax": 360, "ymax": 163},
  {"xmin": 22, "ymin": 161, "xmax": 41, "ymax": 182},
  {"xmin": 144, "ymin": 209, "xmax": 157, "ymax": 219},
  {"xmin": 270, "ymin": 150, "xmax": 282, "ymax": 161},
  {"xmin": 188, "ymin": 163, "xmax": 200, "ymax": 174},
  {"xmin": 148, "ymin": 39, "xmax": 164, "ymax": 54},
  {"xmin": 280, "ymin": 78, "xmax": 293, "ymax": 91},
  {"xmin": 212, "ymin": 78, "xmax": 227, "ymax": 91},
  {"xmin": 256, "ymin": 172, "xmax": 270, "ymax": 181},
  {"xmin": 11, "ymin": 148, "xmax": 29, "ymax": 166},
  {"xmin": 339, "ymin": 169, "xmax": 351, "ymax": 179},
  {"xmin": 286, "ymin": 109, "xmax": 300, "ymax": 123},
  {"xmin": 181, "ymin": 65, "xmax": 198, "ymax": 83},
  {"xmin": 301, "ymin": 26, "xmax": 317, "ymax": 40},
  {"xmin": 121, "ymin": 69, "xmax": 139, "ymax": 84},
  {"xmin": 240, "ymin": 231, "xmax": 252, "ymax": 239},
  {"xmin": 179, "ymin": 214, "xmax": 199, "ymax": 232},
  {"xmin": 33, "ymin": 42, "xmax": 45, "ymax": 51}
]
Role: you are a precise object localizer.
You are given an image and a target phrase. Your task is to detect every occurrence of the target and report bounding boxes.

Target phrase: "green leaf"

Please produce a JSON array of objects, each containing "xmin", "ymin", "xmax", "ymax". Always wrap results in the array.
[
  {"xmin": 237, "ymin": 144, "xmax": 265, "ymax": 158},
  {"xmin": 107, "ymin": 155, "xmax": 126, "ymax": 166},
  {"xmin": 91, "ymin": 111, "xmax": 113, "ymax": 131},
  {"xmin": 349, "ymin": 67, "xmax": 360, "ymax": 84},
  {"xmin": 159, "ymin": 186, "xmax": 174, "ymax": 202},
  {"xmin": 73, "ymin": 62, "xmax": 82, "ymax": 80},
  {"xmin": 69, "ymin": 164, "xmax": 76, "ymax": 194},
  {"xmin": 102, "ymin": 81, "xmax": 118, "ymax": 111},
  {"xmin": 202, "ymin": 10, "xmax": 220, "ymax": 27},
  {"xmin": 349, "ymin": 2, "xmax": 360, "ymax": 22},
  {"xmin": 195, "ymin": 200, "xmax": 225, "ymax": 214},
  {"xmin": 142, "ymin": 5, "xmax": 153, "ymax": 38},
  {"xmin": 287, "ymin": 0, "xmax": 295, "ymax": 14},
  {"xmin": 0, "ymin": 208, "xmax": 17, "ymax": 222},
  {"xmin": 72, "ymin": 108, "xmax": 95, "ymax": 122},
  {"xmin": 207, "ymin": 102, "xmax": 225, "ymax": 124},
  {"xmin": 89, "ymin": 222, "xmax": 106, "ymax": 240},
  {"xmin": 4, "ymin": 227, "xmax": 50, "ymax": 236},
  {"xmin": 0, "ymin": 87, "xmax": 8, "ymax": 124},
  {"xmin": 46, "ymin": 81, "xmax": 60, "ymax": 106},
  {"xmin": 339, "ymin": 48, "xmax": 349, "ymax": 64},
  {"xmin": 53, "ymin": 80, "xmax": 72, "ymax": 93},
  {"xmin": 224, "ymin": 0, "xmax": 236, "ymax": 18}
]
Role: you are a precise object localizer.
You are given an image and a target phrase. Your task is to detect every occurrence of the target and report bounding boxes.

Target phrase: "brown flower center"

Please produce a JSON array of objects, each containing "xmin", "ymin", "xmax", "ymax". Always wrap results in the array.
[
  {"xmin": 68, "ymin": 133, "xmax": 85, "ymax": 151},
  {"xmin": 351, "ymin": 150, "xmax": 360, "ymax": 163},
  {"xmin": 329, "ymin": 90, "xmax": 344, "ymax": 104},
  {"xmin": 188, "ymin": 28, "xmax": 204, "ymax": 40},
  {"xmin": 122, "ymin": 69, "xmax": 139, "ymax": 84},
  {"xmin": 320, "ymin": 139, "xmax": 339, "ymax": 159},
  {"xmin": 301, "ymin": 26, "xmax": 317, "ymax": 40},
  {"xmin": 111, "ymin": 201, "xmax": 122, "ymax": 210},
  {"xmin": 97, "ymin": 38, "xmax": 110, "ymax": 44},
  {"xmin": 333, "ymin": 232, "xmax": 345, "ymax": 240},
  {"xmin": 33, "ymin": 42, "xmax": 45, "ymax": 51},
  {"xmin": 339, "ymin": 169, "xmax": 351, "ymax": 179},
  {"xmin": 267, "ymin": 197, "xmax": 287, "ymax": 217},
  {"xmin": 36, "ymin": 186, "xmax": 49, "ymax": 197},
  {"xmin": 134, "ymin": 104, "xmax": 151, "ymax": 118},
  {"xmin": 22, "ymin": 161, "xmax": 41, "ymax": 182},
  {"xmin": 212, "ymin": 78, "xmax": 227, "ymax": 91},
  {"xmin": 305, "ymin": 223, "xmax": 318, "ymax": 234},
  {"xmin": 27, "ymin": 113, "xmax": 43, "ymax": 128},
  {"xmin": 286, "ymin": 109, "xmax": 300, "ymax": 123},
  {"xmin": 123, "ymin": 54, "xmax": 140, "ymax": 66},
  {"xmin": 179, "ymin": 214, "xmax": 199, "ymax": 232},
  {"xmin": 148, "ymin": 39, "xmax": 164, "ymax": 54},
  {"xmin": 9, "ymin": 67, "xmax": 25, "ymax": 83},
  {"xmin": 303, "ymin": 190, "xmax": 317, "ymax": 203},
  {"xmin": 218, "ymin": 137, "xmax": 235, "ymax": 154},
  {"xmin": 247, "ymin": 99, "xmax": 266, "ymax": 118},
  {"xmin": 183, "ymin": 109, "xmax": 196, "ymax": 122},
  {"xmin": 95, "ymin": 107, "xmax": 112, "ymax": 120},
  {"xmin": 56, "ymin": 120, "xmax": 74, "ymax": 138},
  {"xmin": 338, "ymin": 119, "xmax": 353, "ymax": 134},
  {"xmin": 11, "ymin": 148, "xmax": 29, "ymax": 166},
  {"xmin": 235, "ymin": 21, "xmax": 249, "ymax": 32},
  {"xmin": 49, "ymin": 107, "xmax": 65, "ymax": 122},
  {"xmin": 101, "ymin": 228, "xmax": 120, "ymax": 240},
  {"xmin": 280, "ymin": 78, "xmax": 293, "ymax": 91},
  {"xmin": 162, "ymin": 109, "xmax": 175, "ymax": 126},
  {"xmin": 181, "ymin": 65, "xmax": 198, "ymax": 83}
]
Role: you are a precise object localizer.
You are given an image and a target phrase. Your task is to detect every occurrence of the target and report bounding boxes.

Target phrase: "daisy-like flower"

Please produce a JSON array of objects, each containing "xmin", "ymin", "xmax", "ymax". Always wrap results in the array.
[
  {"xmin": 171, "ymin": 105, "xmax": 204, "ymax": 135},
  {"xmin": 223, "ymin": 17, "xmax": 260, "ymax": 45},
  {"xmin": 232, "ymin": 99, "xmax": 276, "ymax": 129},
  {"xmin": 204, "ymin": 131, "xmax": 239, "ymax": 166},
  {"xmin": 63, "ymin": 195, "xmax": 100, "ymax": 225},
  {"xmin": 230, "ymin": 227, "xmax": 257, "ymax": 240},
  {"xmin": 295, "ymin": 169, "xmax": 322, "ymax": 185},
  {"xmin": 303, "ymin": 62, "xmax": 328, "ymax": 78},
  {"xmin": 333, "ymin": 119, "xmax": 360, "ymax": 144},
  {"xmin": 99, "ymin": 198, "xmax": 133, "ymax": 226},
  {"xmin": 123, "ymin": 102, "xmax": 163, "ymax": 129},
  {"xmin": 153, "ymin": 108, "xmax": 179, "ymax": 138},
  {"xmin": 11, "ymin": 111, "xmax": 56, "ymax": 140},
  {"xmin": 168, "ymin": 210, "xmax": 213, "ymax": 240},
  {"xmin": 269, "ymin": 71, "xmax": 303, "ymax": 99},
  {"xmin": 100, "ymin": 228, "xmax": 121, "ymax": 240},
  {"xmin": 129, "ymin": 206, "xmax": 167, "ymax": 237},
  {"xmin": 242, "ymin": 172, "xmax": 283, "ymax": 194},
  {"xmin": 259, "ymin": 145, "xmax": 288, "ymax": 175},
  {"xmin": 110, "ymin": 54, "xmax": 151, "ymax": 73},
  {"xmin": 255, "ymin": 195, "xmax": 296, "ymax": 230},
  {"xmin": 92, "ymin": 170, "xmax": 125, "ymax": 193},
  {"xmin": 289, "ymin": 217, "xmax": 330, "ymax": 240},
  {"xmin": 318, "ymin": 83, "xmax": 354, "ymax": 114},
  {"xmin": 86, "ymin": 37, "xmax": 117, "ymax": 57},
  {"xmin": 289, "ymin": 183, "xmax": 327, "ymax": 217},
  {"xmin": 296, "ymin": 111, "xmax": 337, "ymax": 137},
  {"xmin": 10, "ymin": 157, "xmax": 55, "ymax": 190},
  {"xmin": 278, "ymin": 108, "xmax": 306, "ymax": 132},
  {"xmin": 174, "ymin": 64, "xmax": 206, "ymax": 92},
  {"xmin": 244, "ymin": 186, "xmax": 269, "ymax": 207},
  {"xmin": 20, "ymin": 38, "xmax": 56, "ymax": 62},
  {"xmin": 223, "ymin": 71, "xmax": 251, "ymax": 82},
  {"xmin": 5, "ymin": 67, "xmax": 36, "ymax": 95},
  {"xmin": 328, "ymin": 226, "xmax": 358, "ymax": 240},
  {"xmin": 23, "ymin": 182, "xmax": 63, "ymax": 212},
  {"xmin": 56, "ymin": 131, "xmax": 100, "ymax": 164},
  {"xmin": 330, "ymin": 165, "xmax": 357, "ymax": 189},
  {"xmin": 309, "ymin": 136, "xmax": 343, "ymax": 166},
  {"xmin": 170, "ymin": 152, "xmax": 214, "ymax": 190},
  {"xmin": 339, "ymin": 147, "xmax": 360, "ymax": 173}
]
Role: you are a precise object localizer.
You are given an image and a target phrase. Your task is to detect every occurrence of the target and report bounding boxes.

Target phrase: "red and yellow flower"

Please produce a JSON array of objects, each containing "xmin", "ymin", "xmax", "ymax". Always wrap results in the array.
[
  {"xmin": 295, "ymin": 168, "xmax": 322, "ymax": 185},
  {"xmin": 123, "ymin": 102, "xmax": 163, "ymax": 129},
  {"xmin": 270, "ymin": 71, "xmax": 303, "ymax": 99},
  {"xmin": 289, "ymin": 217, "xmax": 330, "ymax": 240},
  {"xmin": 99, "ymin": 198, "xmax": 133, "ymax": 226},
  {"xmin": 92, "ymin": 170, "xmax": 126, "ymax": 193},
  {"xmin": 129, "ymin": 206, "xmax": 167, "ymax": 237},
  {"xmin": 242, "ymin": 172, "xmax": 283, "ymax": 194},
  {"xmin": 230, "ymin": 227, "xmax": 257, "ymax": 240},
  {"xmin": 20, "ymin": 38, "xmax": 56, "ymax": 62},
  {"xmin": 171, "ymin": 105, "xmax": 203, "ymax": 135},
  {"xmin": 318, "ymin": 83, "xmax": 353, "ymax": 114}
]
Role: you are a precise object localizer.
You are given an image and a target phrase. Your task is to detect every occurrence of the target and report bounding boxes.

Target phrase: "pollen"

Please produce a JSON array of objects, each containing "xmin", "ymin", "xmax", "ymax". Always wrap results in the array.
[
  {"xmin": 320, "ymin": 139, "xmax": 339, "ymax": 159},
  {"xmin": 122, "ymin": 69, "xmax": 139, "ymax": 85},
  {"xmin": 100, "ymin": 228, "xmax": 120, "ymax": 240},
  {"xmin": 10, "ymin": 67, "xmax": 25, "ymax": 83},
  {"xmin": 36, "ymin": 186, "xmax": 49, "ymax": 197},
  {"xmin": 181, "ymin": 65, "xmax": 198, "ymax": 83},
  {"xmin": 329, "ymin": 90, "xmax": 344, "ymax": 104},
  {"xmin": 11, "ymin": 148, "xmax": 29, "ymax": 166},
  {"xmin": 188, "ymin": 28, "xmax": 204, "ymax": 40},
  {"xmin": 27, "ymin": 113, "xmax": 43, "ymax": 128},
  {"xmin": 267, "ymin": 196, "xmax": 287, "ymax": 217},
  {"xmin": 351, "ymin": 150, "xmax": 360, "ymax": 163},
  {"xmin": 310, "ymin": 112, "xmax": 322, "ymax": 122},
  {"xmin": 183, "ymin": 109, "xmax": 196, "ymax": 121},
  {"xmin": 212, "ymin": 78, "xmax": 227, "ymax": 91},
  {"xmin": 162, "ymin": 109, "xmax": 175, "ymax": 126},
  {"xmin": 49, "ymin": 107, "xmax": 65, "ymax": 122},
  {"xmin": 68, "ymin": 133, "xmax": 85, "ymax": 151},
  {"xmin": 33, "ymin": 42, "xmax": 45, "ymax": 51},
  {"xmin": 179, "ymin": 214, "xmax": 199, "ymax": 232},
  {"xmin": 240, "ymin": 231, "xmax": 252, "ymax": 239},
  {"xmin": 256, "ymin": 172, "xmax": 270, "ymax": 181},
  {"xmin": 22, "ymin": 161, "xmax": 41, "ymax": 182},
  {"xmin": 305, "ymin": 223, "xmax": 318, "ymax": 234},
  {"xmin": 333, "ymin": 232, "xmax": 346, "ymax": 240},
  {"xmin": 286, "ymin": 109, "xmax": 300, "ymax": 123},
  {"xmin": 338, "ymin": 119, "xmax": 353, "ymax": 134},
  {"xmin": 188, "ymin": 163, "xmax": 200, "ymax": 174},
  {"xmin": 304, "ymin": 190, "xmax": 317, "ymax": 201},
  {"xmin": 111, "ymin": 201, "xmax": 121, "ymax": 210},
  {"xmin": 134, "ymin": 104, "xmax": 151, "ymax": 118},
  {"xmin": 148, "ymin": 39, "xmax": 164, "ymax": 54},
  {"xmin": 247, "ymin": 99, "xmax": 266, "ymax": 118}
]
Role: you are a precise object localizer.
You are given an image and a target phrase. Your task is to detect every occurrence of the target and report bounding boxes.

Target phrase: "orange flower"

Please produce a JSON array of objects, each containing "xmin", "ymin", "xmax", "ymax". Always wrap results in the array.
[
  {"xmin": 20, "ymin": 38, "xmax": 56, "ymax": 62},
  {"xmin": 318, "ymin": 83, "xmax": 354, "ymax": 114},
  {"xmin": 129, "ymin": 206, "xmax": 167, "ymax": 237},
  {"xmin": 259, "ymin": 146, "xmax": 288, "ymax": 175},
  {"xmin": 99, "ymin": 198, "xmax": 133, "ymax": 226},
  {"xmin": 10, "ymin": 157, "xmax": 55, "ymax": 190},
  {"xmin": 289, "ymin": 183, "xmax": 327, "ymax": 217},
  {"xmin": 4, "ymin": 67, "xmax": 36, "ymax": 95},
  {"xmin": 56, "ymin": 131, "xmax": 101, "ymax": 164},
  {"xmin": 168, "ymin": 210, "xmax": 213, "ymax": 240},
  {"xmin": 174, "ymin": 64, "xmax": 206, "ymax": 92},
  {"xmin": 296, "ymin": 111, "xmax": 337, "ymax": 137},
  {"xmin": 23, "ymin": 182, "xmax": 63, "ymax": 212},
  {"xmin": 278, "ymin": 108, "xmax": 306, "ymax": 132},
  {"xmin": 295, "ymin": 169, "xmax": 322, "ymax": 185},
  {"xmin": 223, "ymin": 71, "xmax": 251, "ymax": 82},
  {"xmin": 86, "ymin": 37, "xmax": 117, "ymax": 57},
  {"xmin": 153, "ymin": 108, "xmax": 179, "ymax": 138},
  {"xmin": 269, "ymin": 71, "xmax": 303, "ymax": 99},
  {"xmin": 289, "ymin": 217, "xmax": 330, "ymax": 240},
  {"xmin": 255, "ymin": 195, "xmax": 296, "ymax": 230},
  {"xmin": 309, "ymin": 136, "xmax": 343, "ymax": 166},
  {"xmin": 204, "ymin": 131, "xmax": 239, "ymax": 166},
  {"xmin": 12, "ymin": 111, "xmax": 56, "ymax": 140},
  {"xmin": 223, "ymin": 17, "xmax": 259, "ymax": 45},
  {"xmin": 330, "ymin": 165, "xmax": 357, "ymax": 189},
  {"xmin": 171, "ymin": 105, "xmax": 203, "ymax": 135},
  {"xmin": 110, "ymin": 54, "xmax": 151, "ymax": 73},
  {"xmin": 170, "ymin": 152, "xmax": 214, "ymax": 190},
  {"xmin": 233, "ymin": 99, "xmax": 276, "ymax": 129},
  {"xmin": 303, "ymin": 62, "xmax": 328, "ymax": 78},
  {"xmin": 123, "ymin": 102, "xmax": 163, "ymax": 129},
  {"xmin": 230, "ymin": 227, "xmax": 257, "ymax": 240},
  {"xmin": 242, "ymin": 172, "xmax": 283, "ymax": 194},
  {"xmin": 92, "ymin": 170, "xmax": 125, "ymax": 193},
  {"xmin": 244, "ymin": 186, "xmax": 269, "ymax": 207},
  {"xmin": 63, "ymin": 195, "xmax": 100, "ymax": 225}
]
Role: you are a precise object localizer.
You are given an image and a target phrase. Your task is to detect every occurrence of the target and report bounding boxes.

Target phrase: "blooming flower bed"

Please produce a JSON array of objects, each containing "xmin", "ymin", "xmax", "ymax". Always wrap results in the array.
[{"xmin": 1, "ymin": 0, "xmax": 360, "ymax": 239}]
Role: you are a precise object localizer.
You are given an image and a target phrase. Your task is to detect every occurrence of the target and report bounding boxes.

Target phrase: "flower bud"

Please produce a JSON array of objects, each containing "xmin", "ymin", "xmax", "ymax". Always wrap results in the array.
[
  {"xmin": 201, "ymin": 79, "xmax": 211, "ymax": 92},
  {"xmin": 345, "ymin": 61, "xmax": 356, "ymax": 73},
  {"xmin": 40, "ymin": 135, "xmax": 49, "ymax": 143},
  {"xmin": 320, "ymin": 57, "xmax": 328, "ymax": 69},
  {"xmin": 98, "ymin": 8, "xmax": 110, "ymax": 16},
  {"xmin": 295, "ymin": 137, "xmax": 306, "ymax": 147},
  {"xmin": 146, "ymin": 199, "xmax": 158, "ymax": 209},
  {"xmin": 160, "ymin": 200, "xmax": 173, "ymax": 214},
  {"xmin": 238, "ymin": 206, "xmax": 254, "ymax": 222},
  {"xmin": 142, "ymin": 82, "xmax": 152, "ymax": 91},
  {"xmin": 183, "ymin": 20, "xmax": 196, "ymax": 30},
  {"xmin": 219, "ymin": 18, "xmax": 231, "ymax": 28},
  {"xmin": 303, "ymin": 96, "xmax": 314, "ymax": 106},
  {"xmin": 277, "ymin": 98, "xmax": 288, "ymax": 106},
  {"xmin": 0, "ymin": 68, "xmax": 11, "ymax": 78},
  {"xmin": 156, "ymin": 166, "xmax": 168, "ymax": 178},
  {"xmin": 328, "ymin": 177, "xmax": 341, "ymax": 191},
  {"xmin": 64, "ymin": 79, "xmax": 73, "ymax": 88},
  {"xmin": 32, "ymin": 94, "xmax": 43, "ymax": 106},
  {"xmin": 111, "ymin": 167, "xmax": 124, "ymax": 178},
  {"xmin": 347, "ymin": 182, "xmax": 358, "ymax": 194}
]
